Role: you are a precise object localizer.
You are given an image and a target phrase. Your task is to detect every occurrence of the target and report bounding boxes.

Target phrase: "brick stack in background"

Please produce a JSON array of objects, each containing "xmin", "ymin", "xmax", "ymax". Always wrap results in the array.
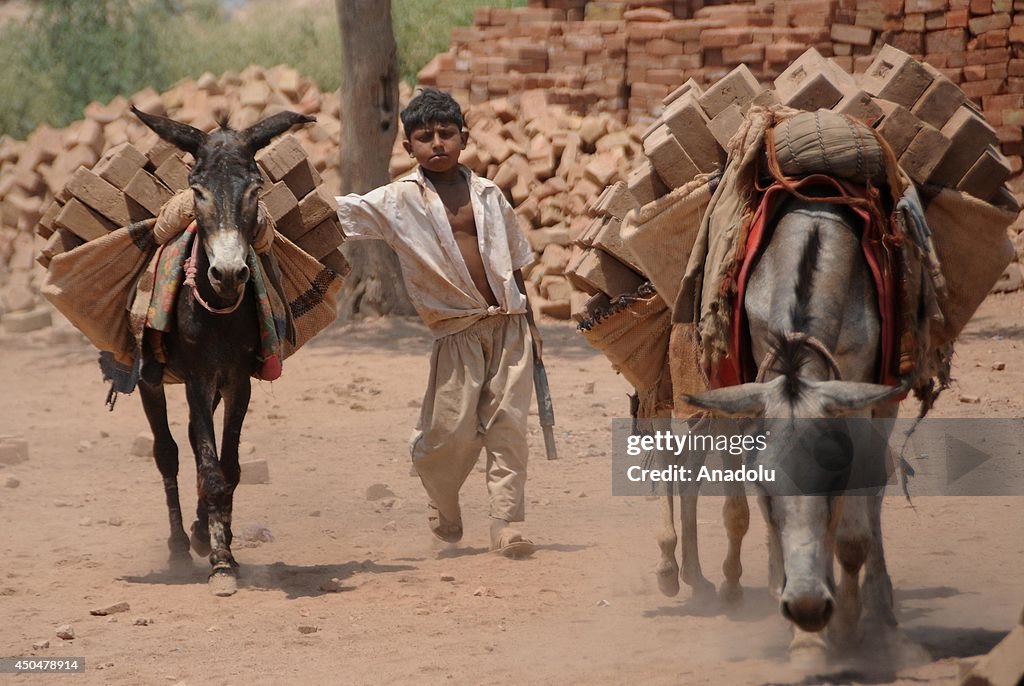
[
  {"xmin": 419, "ymin": 6, "xmax": 629, "ymax": 117},
  {"xmin": 417, "ymin": 0, "xmax": 1024, "ymax": 175}
]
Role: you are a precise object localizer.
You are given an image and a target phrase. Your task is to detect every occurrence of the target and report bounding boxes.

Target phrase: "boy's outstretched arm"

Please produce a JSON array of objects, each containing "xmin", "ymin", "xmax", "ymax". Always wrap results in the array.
[
  {"xmin": 514, "ymin": 269, "xmax": 543, "ymax": 362},
  {"xmin": 335, "ymin": 187, "xmax": 394, "ymax": 243}
]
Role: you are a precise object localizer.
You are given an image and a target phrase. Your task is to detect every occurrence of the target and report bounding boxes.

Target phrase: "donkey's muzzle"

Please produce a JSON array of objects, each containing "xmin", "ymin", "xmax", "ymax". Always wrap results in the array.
[
  {"xmin": 209, "ymin": 263, "xmax": 250, "ymax": 298},
  {"xmin": 781, "ymin": 589, "xmax": 835, "ymax": 633}
]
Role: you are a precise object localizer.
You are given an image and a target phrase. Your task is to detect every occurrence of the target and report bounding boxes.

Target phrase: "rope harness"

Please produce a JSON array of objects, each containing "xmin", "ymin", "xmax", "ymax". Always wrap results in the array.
[{"xmin": 182, "ymin": 222, "xmax": 246, "ymax": 315}]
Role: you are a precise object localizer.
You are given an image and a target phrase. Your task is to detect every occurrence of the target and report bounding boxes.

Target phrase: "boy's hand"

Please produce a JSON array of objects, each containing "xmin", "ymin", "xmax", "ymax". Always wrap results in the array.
[{"xmin": 529, "ymin": 322, "xmax": 543, "ymax": 362}]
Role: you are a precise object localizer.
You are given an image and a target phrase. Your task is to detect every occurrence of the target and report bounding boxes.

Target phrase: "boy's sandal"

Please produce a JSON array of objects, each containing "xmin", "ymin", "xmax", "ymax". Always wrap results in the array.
[
  {"xmin": 427, "ymin": 503, "xmax": 463, "ymax": 543},
  {"xmin": 492, "ymin": 529, "xmax": 536, "ymax": 559}
]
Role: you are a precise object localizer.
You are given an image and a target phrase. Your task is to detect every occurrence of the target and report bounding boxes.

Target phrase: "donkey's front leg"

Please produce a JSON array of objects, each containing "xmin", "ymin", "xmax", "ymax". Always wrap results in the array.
[
  {"xmin": 219, "ymin": 378, "xmax": 251, "ymax": 553},
  {"xmin": 186, "ymin": 382, "xmax": 237, "ymax": 596},
  {"xmin": 138, "ymin": 380, "xmax": 190, "ymax": 563}
]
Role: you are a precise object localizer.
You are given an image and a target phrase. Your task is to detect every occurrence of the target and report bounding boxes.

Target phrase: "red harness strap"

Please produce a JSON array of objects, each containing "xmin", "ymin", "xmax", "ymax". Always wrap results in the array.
[{"xmin": 715, "ymin": 175, "xmax": 902, "ymax": 393}]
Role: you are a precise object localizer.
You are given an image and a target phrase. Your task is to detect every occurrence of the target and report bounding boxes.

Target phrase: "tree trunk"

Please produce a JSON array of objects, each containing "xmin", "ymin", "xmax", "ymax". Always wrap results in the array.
[{"xmin": 334, "ymin": 0, "xmax": 415, "ymax": 320}]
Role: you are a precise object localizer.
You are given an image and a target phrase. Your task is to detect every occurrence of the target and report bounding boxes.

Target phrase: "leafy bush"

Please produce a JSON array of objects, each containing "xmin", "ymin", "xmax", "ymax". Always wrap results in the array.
[{"xmin": 0, "ymin": 0, "xmax": 525, "ymax": 139}]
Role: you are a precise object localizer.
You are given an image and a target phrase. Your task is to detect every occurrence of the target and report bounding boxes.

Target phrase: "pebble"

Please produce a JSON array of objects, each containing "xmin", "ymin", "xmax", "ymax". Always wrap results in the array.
[
  {"xmin": 4, "ymin": 476, "xmax": 19, "ymax": 488},
  {"xmin": 130, "ymin": 433, "xmax": 154, "ymax": 458},
  {"xmin": 414, "ymin": 608, "xmax": 430, "ymax": 616},
  {"xmin": 597, "ymin": 599, "xmax": 610, "ymax": 607},
  {"xmin": 77, "ymin": 440, "xmax": 92, "ymax": 452},
  {"xmin": 54, "ymin": 500, "xmax": 71, "ymax": 508},
  {"xmin": 108, "ymin": 516, "xmax": 123, "ymax": 527},
  {"xmin": 133, "ymin": 617, "xmax": 153, "ymax": 626},
  {"xmin": 308, "ymin": 510, "xmax": 321, "ymax": 517},
  {"xmin": 440, "ymin": 574, "xmax": 455, "ymax": 582},
  {"xmin": 583, "ymin": 382, "xmax": 595, "ymax": 394},
  {"xmin": 319, "ymin": 579, "xmax": 344, "ymax": 593},
  {"xmin": 365, "ymin": 483, "xmax": 396, "ymax": 501},
  {"xmin": 297, "ymin": 624, "xmax": 319, "ymax": 634},
  {"xmin": 382, "ymin": 520, "xmax": 397, "ymax": 532},
  {"xmin": 240, "ymin": 523, "xmax": 273, "ymax": 544},
  {"xmin": 78, "ymin": 517, "xmax": 92, "ymax": 527},
  {"xmin": 56, "ymin": 624, "xmax": 74, "ymax": 640},
  {"xmin": 993, "ymin": 361, "xmax": 1006, "ymax": 371},
  {"xmin": 90, "ymin": 601, "xmax": 130, "ymax": 616},
  {"xmin": 960, "ymin": 395, "xmax": 982, "ymax": 404},
  {"xmin": 577, "ymin": 491, "xmax": 588, "ymax": 498},
  {"xmin": 32, "ymin": 639, "xmax": 49, "ymax": 650}
]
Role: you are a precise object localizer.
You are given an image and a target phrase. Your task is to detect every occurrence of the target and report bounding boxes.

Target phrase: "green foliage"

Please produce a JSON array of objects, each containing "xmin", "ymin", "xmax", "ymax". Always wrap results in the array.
[{"xmin": 0, "ymin": 0, "xmax": 526, "ymax": 140}]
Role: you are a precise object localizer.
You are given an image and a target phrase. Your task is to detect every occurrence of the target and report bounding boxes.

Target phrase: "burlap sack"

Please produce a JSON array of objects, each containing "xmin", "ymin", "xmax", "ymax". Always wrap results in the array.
[
  {"xmin": 271, "ymin": 232, "xmax": 346, "ymax": 359},
  {"xmin": 771, "ymin": 110, "xmax": 887, "ymax": 185},
  {"xmin": 621, "ymin": 174, "xmax": 712, "ymax": 307},
  {"xmin": 925, "ymin": 188, "xmax": 1016, "ymax": 347},
  {"xmin": 579, "ymin": 287, "xmax": 671, "ymax": 394},
  {"xmin": 41, "ymin": 219, "xmax": 157, "ymax": 363}
]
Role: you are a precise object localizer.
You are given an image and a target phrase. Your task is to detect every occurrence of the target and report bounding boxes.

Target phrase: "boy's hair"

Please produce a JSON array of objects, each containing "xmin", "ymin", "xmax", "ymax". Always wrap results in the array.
[{"xmin": 400, "ymin": 88, "xmax": 464, "ymax": 139}]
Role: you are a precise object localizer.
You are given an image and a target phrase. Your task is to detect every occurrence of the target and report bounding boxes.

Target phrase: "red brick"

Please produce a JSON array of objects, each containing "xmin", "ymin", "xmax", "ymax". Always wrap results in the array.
[
  {"xmin": 295, "ymin": 217, "xmax": 344, "ymax": 260},
  {"xmin": 626, "ymin": 160, "xmax": 668, "ymax": 205},
  {"xmin": 946, "ymin": 8, "xmax": 969, "ymax": 27},
  {"xmin": 566, "ymin": 248, "xmax": 645, "ymax": 297},
  {"xmin": 925, "ymin": 27, "xmax": 967, "ymax": 53},
  {"xmin": 905, "ymin": 0, "xmax": 947, "ymax": 10},
  {"xmin": 968, "ymin": 12, "xmax": 1011, "ymax": 35},
  {"xmin": 861, "ymin": 45, "xmax": 934, "ymax": 105},
  {"xmin": 831, "ymin": 23, "xmax": 875, "ymax": 45},
  {"xmin": 697, "ymin": 64, "xmax": 762, "ymax": 118},
  {"xmin": 835, "ymin": 90, "xmax": 886, "ymax": 125},
  {"xmin": 931, "ymin": 105, "xmax": 1000, "ymax": 185},
  {"xmin": 899, "ymin": 124, "xmax": 952, "ymax": 183},
  {"xmin": 65, "ymin": 167, "xmax": 150, "ymax": 227},
  {"xmin": 642, "ymin": 126, "xmax": 699, "ymax": 188},
  {"xmin": 875, "ymin": 99, "xmax": 925, "ymax": 157},
  {"xmin": 123, "ymin": 169, "xmax": 173, "ymax": 216},
  {"xmin": 957, "ymin": 145, "xmax": 1012, "ymax": 200},
  {"xmin": 54, "ymin": 198, "xmax": 117, "ymax": 241},
  {"xmin": 912, "ymin": 70, "xmax": 967, "ymax": 127},
  {"xmin": 662, "ymin": 94, "xmax": 723, "ymax": 173}
]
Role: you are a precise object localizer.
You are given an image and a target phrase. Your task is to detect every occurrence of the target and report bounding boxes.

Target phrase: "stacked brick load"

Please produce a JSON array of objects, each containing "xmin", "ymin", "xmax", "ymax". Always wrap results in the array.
[
  {"xmin": 35, "ymin": 130, "xmax": 347, "ymax": 275},
  {"xmin": 565, "ymin": 44, "xmax": 1019, "ymax": 322}
]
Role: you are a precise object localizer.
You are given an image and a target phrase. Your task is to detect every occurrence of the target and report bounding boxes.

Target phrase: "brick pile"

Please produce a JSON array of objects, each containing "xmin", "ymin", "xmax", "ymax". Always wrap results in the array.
[
  {"xmin": 417, "ymin": 0, "xmax": 1024, "ymax": 172},
  {"xmin": 565, "ymin": 44, "xmax": 1020, "ymax": 322}
]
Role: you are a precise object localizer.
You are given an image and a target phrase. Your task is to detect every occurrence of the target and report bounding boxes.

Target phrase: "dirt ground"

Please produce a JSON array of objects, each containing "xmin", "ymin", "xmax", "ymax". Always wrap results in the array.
[{"xmin": 1, "ymin": 291, "xmax": 1022, "ymax": 686}]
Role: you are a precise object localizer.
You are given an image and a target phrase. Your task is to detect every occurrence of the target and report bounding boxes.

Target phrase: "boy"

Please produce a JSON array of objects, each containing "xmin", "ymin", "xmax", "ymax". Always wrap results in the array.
[{"xmin": 335, "ymin": 88, "xmax": 542, "ymax": 558}]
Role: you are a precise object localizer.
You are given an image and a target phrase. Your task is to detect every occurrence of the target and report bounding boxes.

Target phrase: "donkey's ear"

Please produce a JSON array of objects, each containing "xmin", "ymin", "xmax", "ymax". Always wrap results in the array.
[
  {"xmin": 131, "ymin": 106, "xmax": 206, "ymax": 156},
  {"xmin": 681, "ymin": 382, "xmax": 770, "ymax": 418},
  {"xmin": 244, "ymin": 111, "xmax": 316, "ymax": 152},
  {"xmin": 811, "ymin": 381, "xmax": 905, "ymax": 416}
]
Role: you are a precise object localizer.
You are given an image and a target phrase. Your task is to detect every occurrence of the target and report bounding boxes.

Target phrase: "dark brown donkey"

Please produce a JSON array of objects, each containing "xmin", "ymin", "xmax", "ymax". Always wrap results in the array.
[{"xmin": 131, "ymin": 106, "xmax": 314, "ymax": 595}]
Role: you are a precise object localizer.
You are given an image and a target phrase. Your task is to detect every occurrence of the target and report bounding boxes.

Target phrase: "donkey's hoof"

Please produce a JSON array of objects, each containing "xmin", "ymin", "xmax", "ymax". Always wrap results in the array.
[
  {"xmin": 209, "ymin": 570, "xmax": 237, "ymax": 597},
  {"xmin": 719, "ymin": 581, "xmax": 744, "ymax": 606},
  {"xmin": 684, "ymin": 575, "xmax": 716, "ymax": 600},
  {"xmin": 190, "ymin": 521, "xmax": 212, "ymax": 556},
  {"xmin": 655, "ymin": 573, "xmax": 679, "ymax": 597}
]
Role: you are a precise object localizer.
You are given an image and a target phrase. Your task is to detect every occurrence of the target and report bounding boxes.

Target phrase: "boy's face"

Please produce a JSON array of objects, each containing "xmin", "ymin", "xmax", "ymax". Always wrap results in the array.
[{"xmin": 404, "ymin": 121, "xmax": 467, "ymax": 174}]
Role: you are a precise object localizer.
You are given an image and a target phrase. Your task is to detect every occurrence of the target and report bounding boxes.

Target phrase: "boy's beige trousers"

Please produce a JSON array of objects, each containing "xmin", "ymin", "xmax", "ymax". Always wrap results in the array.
[{"xmin": 410, "ymin": 313, "xmax": 533, "ymax": 523}]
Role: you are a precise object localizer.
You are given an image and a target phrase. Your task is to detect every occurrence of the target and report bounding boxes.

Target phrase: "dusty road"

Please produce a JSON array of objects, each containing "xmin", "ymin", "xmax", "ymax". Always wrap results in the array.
[{"xmin": 1, "ymin": 292, "xmax": 1022, "ymax": 685}]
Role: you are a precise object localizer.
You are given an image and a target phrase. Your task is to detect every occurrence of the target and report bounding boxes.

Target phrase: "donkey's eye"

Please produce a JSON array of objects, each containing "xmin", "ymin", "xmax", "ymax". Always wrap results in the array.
[{"xmin": 192, "ymin": 186, "xmax": 212, "ymax": 205}]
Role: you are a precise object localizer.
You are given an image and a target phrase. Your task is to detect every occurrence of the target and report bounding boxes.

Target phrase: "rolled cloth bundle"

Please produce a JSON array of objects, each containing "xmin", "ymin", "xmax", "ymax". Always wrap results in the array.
[{"xmin": 769, "ymin": 109, "xmax": 888, "ymax": 186}]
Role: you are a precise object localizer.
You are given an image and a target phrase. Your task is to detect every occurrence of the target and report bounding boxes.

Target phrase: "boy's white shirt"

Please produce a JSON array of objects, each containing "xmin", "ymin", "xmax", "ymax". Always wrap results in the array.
[{"xmin": 335, "ymin": 165, "xmax": 536, "ymax": 338}]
